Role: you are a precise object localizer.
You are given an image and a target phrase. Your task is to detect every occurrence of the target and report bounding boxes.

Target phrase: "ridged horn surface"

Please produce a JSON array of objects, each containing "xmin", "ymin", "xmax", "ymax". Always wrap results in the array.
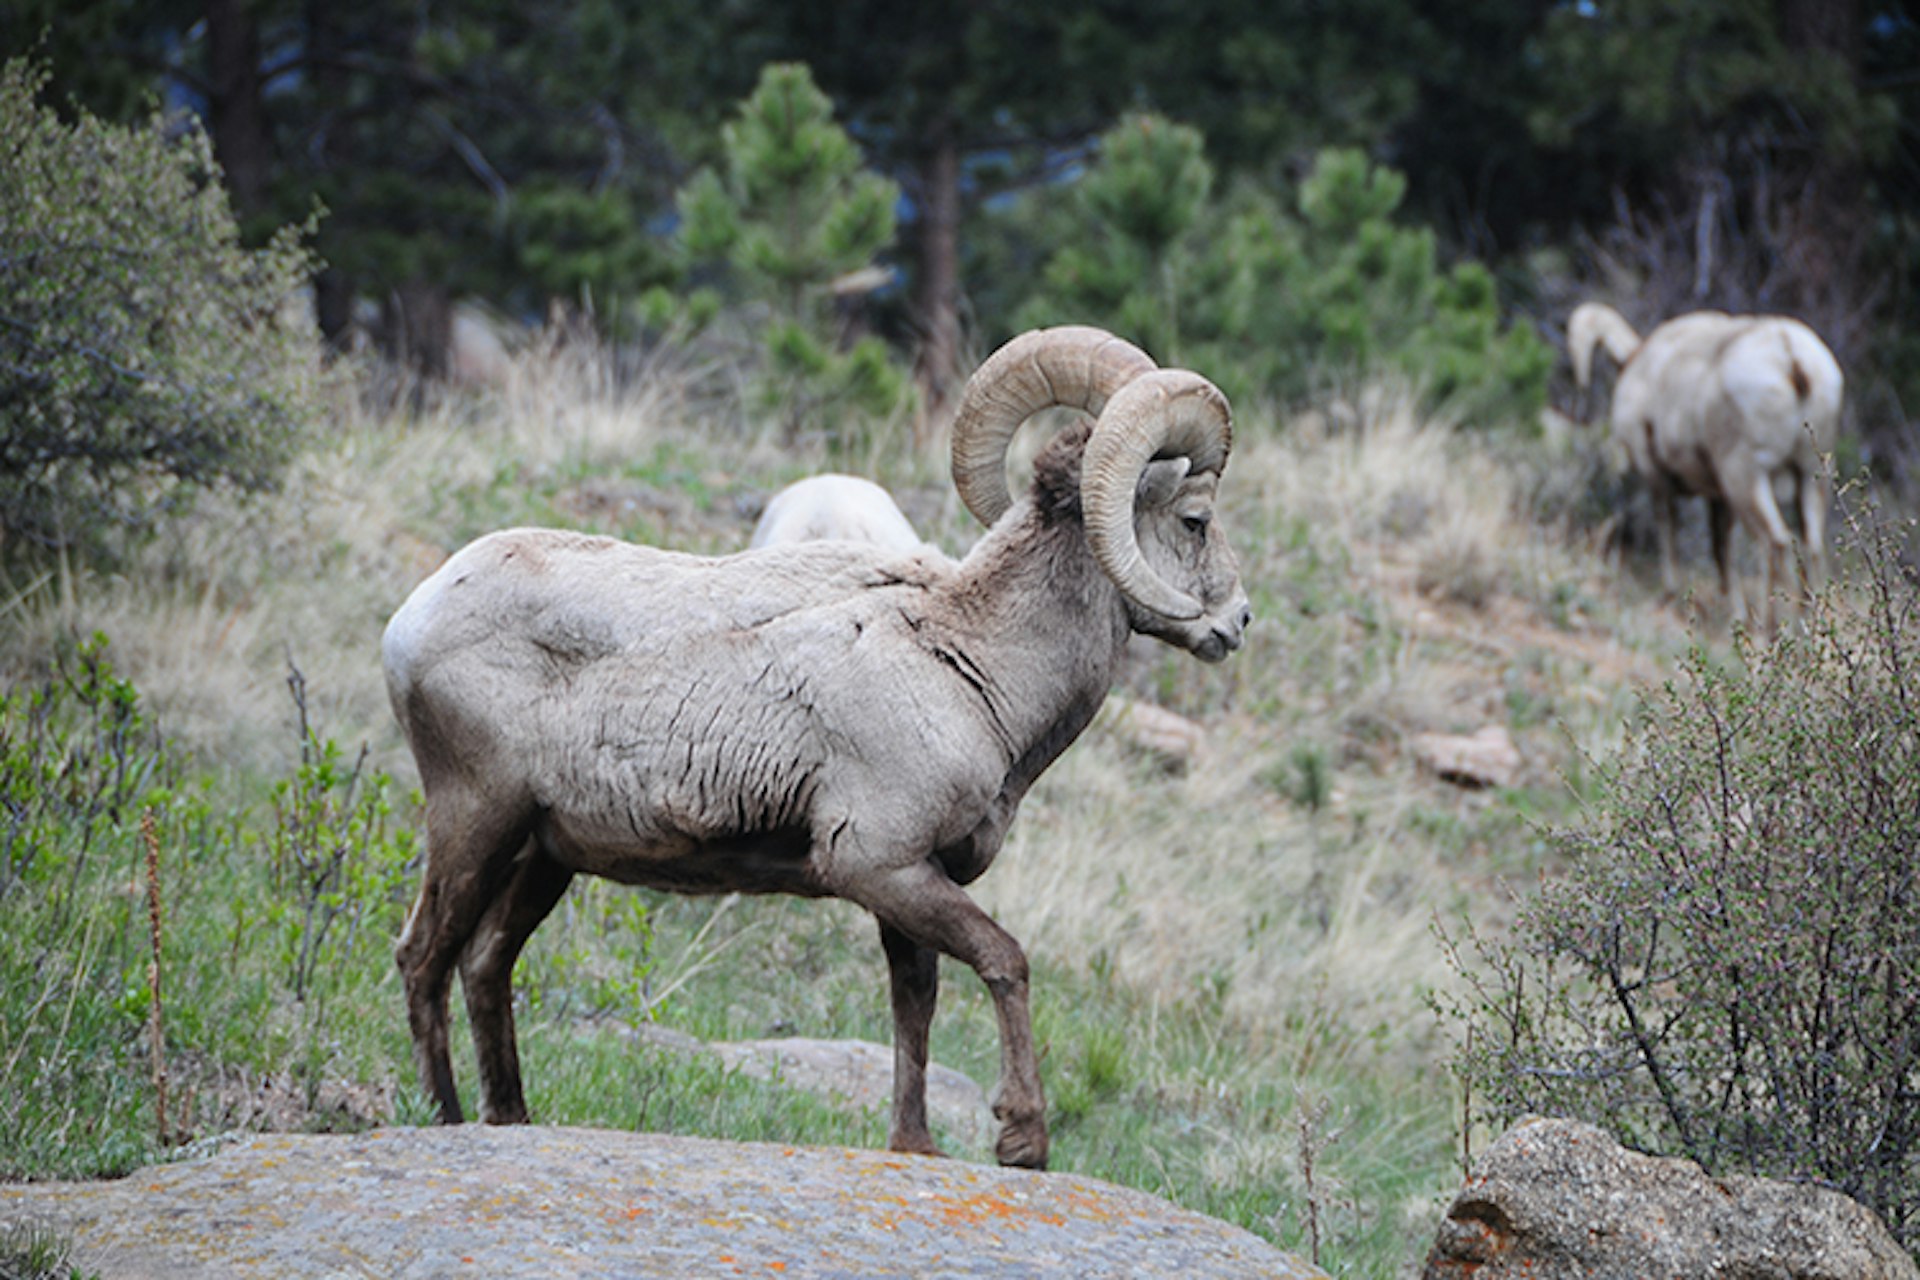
[
  {"xmin": 950, "ymin": 326, "xmax": 1158, "ymax": 526},
  {"xmin": 1081, "ymin": 369, "xmax": 1233, "ymax": 622}
]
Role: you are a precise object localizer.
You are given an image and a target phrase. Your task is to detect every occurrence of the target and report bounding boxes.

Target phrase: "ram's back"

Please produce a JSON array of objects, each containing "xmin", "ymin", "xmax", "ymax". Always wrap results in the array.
[{"xmin": 381, "ymin": 527, "xmax": 986, "ymax": 885}]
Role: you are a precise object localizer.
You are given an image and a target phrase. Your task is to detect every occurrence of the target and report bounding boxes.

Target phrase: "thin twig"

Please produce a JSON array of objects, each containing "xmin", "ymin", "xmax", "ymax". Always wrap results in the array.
[{"xmin": 142, "ymin": 808, "xmax": 168, "ymax": 1145}]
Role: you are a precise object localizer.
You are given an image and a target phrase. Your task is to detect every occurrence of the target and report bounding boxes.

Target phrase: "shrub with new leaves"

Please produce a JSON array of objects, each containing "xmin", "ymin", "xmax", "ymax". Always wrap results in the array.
[
  {"xmin": 1441, "ymin": 505, "xmax": 1920, "ymax": 1246},
  {"xmin": 665, "ymin": 62, "xmax": 908, "ymax": 444},
  {"xmin": 0, "ymin": 59, "xmax": 322, "ymax": 552}
]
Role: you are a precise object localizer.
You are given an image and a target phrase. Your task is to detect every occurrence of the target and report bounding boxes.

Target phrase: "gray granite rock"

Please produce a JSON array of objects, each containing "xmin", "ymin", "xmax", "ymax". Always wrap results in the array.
[{"xmin": 1424, "ymin": 1116, "xmax": 1917, "ymax": 1279}]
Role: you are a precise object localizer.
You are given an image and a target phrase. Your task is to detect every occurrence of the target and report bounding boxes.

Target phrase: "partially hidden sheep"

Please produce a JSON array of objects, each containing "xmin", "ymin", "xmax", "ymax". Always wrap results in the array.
[{"xmin": 748, "ymin": 473, "xmax": 927, "ymax": 554}]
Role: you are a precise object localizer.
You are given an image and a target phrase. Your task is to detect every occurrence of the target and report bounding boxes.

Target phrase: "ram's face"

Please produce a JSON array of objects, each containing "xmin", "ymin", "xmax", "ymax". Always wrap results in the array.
[{"xmin": 1127, "ymin": 462, "xmax": 1250, "ymax": 663}]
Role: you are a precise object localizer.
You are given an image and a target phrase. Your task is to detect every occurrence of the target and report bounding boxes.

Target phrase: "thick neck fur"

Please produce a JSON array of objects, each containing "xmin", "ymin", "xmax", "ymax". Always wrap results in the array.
[{"xmin": 933, "ymin": 421, "xmax": 1132, "ymax": 756}]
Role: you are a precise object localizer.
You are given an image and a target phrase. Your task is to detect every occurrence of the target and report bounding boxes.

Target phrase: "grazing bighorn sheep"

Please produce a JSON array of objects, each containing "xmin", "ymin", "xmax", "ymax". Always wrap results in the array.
[
  {"xmin": 1568, "ymin": 301, "xmax": 1843, "ymax": 633},
  {"xmin": 748, "ymin": 473, "xmax": 927, "ymax": 553},
  {"xmin": 382, "ymin": 325, "xmax": 1251, "ymax": 1169}
]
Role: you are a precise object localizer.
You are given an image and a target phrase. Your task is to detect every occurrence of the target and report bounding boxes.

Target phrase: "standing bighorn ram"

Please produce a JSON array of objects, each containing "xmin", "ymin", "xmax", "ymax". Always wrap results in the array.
[
  {"xmin": 382, "ymin": 326, "xmax": 1251, "ymax": 1168},
  {"xmin": 1568, "ymin": 301, "xmax": 1843, "ymax": 634}
]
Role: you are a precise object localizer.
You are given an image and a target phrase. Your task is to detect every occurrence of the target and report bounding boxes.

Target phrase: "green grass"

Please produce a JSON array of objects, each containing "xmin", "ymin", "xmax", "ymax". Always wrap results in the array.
[
  {"xmin": 0, "ymin": 335, "xmax": 1715, "ymax": 1276},
  {"xmin": 0, "ymin": 1221, "xmax": 99, "ymax": 1280}
]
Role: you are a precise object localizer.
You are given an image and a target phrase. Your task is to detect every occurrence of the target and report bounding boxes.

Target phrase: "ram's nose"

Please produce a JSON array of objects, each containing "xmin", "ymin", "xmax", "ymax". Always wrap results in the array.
[{"xmin": 1213, "ymin": 598, "xmax": 1253, "ymax": 655}]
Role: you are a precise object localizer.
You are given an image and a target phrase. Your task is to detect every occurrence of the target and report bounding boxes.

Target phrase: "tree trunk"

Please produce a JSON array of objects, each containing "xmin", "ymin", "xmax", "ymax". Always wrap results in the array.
[
  {"xmin": 1778, "ymin": 0, "xmax": 1866, "ymax": 309},
  {"xmin": 314, "ymin": 268, "xmax": 358, "ymax": 351},
  {"xmin": 385, "ymin": 280, "xmax": 453, "ymax": 382},
  {"xmin": 306, "ymin": 0, "xmax": 357, "ymax": 349},
  {"xmin": 205, "ymin": 0, "xmax": 270, "ymax": 220},
  {"xmin": 911, "ymin": 125, "xmax": 963, "ymax": 451}
]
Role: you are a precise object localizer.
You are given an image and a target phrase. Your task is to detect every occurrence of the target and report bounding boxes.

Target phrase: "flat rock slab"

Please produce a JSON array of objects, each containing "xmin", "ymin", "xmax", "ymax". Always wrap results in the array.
[{"xmin": 1, "ymin": 1124, "xmax": 1328, "ymax": 1279}]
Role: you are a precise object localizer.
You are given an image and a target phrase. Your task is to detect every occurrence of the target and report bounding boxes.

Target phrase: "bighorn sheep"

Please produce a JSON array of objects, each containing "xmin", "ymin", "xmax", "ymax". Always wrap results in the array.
[
  {"xmin": 748, "ymin": 473, "xmax": 927, "ymax": 553},
  {"xmin": 1568, "ymin": 301, "xmax": 1843, "ymax": 633},
  {"xmin": 381, "ymin": 326, "xmax": 1251, "ymax": 1169}
]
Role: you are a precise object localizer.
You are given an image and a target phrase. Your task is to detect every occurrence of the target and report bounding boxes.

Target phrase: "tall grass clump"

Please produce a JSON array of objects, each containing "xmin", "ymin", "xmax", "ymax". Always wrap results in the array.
[
  {"xmin": 0, "ymin": 1221, "xmax": 97, "ymax": 1280},
  {"xmin": 1441, "ymin": 501, "xmax": 1920, "ymax": 1246}
]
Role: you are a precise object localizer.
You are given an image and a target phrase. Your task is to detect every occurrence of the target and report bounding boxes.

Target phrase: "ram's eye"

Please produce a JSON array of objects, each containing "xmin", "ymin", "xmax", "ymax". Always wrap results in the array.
[{"xmin": 1182, "ymin": 513, "xmax": 1210, "ymax": 536}]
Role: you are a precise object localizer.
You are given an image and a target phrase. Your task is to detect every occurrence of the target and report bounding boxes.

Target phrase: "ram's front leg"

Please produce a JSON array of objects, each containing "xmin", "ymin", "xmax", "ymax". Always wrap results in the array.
[
  {"xmin": 855, "ymin": 862, "xmax": 1047, "ymax": 1170},
  {"xmin": 979, "ymin": 939, "xmax": 1046, "ymax": 1169}
]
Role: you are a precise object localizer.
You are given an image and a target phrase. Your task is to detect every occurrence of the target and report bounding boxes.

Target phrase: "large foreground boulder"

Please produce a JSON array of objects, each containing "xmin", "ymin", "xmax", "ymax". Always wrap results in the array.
[
  {"xmin": 1424, "ymin": 1116, "xmax": 1916, "ymax": 1279},
  {"xmin": 1, "ymin": 1124, "xmax": 1328, "ymax": 1279}
]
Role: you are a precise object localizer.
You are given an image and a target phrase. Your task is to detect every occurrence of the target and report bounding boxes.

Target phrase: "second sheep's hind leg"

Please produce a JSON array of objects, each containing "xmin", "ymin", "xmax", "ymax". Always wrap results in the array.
[
  {"xmin": 1647, "ymin": 471, "xmax": 1685, "ymax": 602},
  {"xmin": 1707, "ymin": 497, "xmax": 1747, "ymax": 628},
  {"xmin": 1797, "ymin": 463, "xmax": 1832, "ymax": 605},
  {"xmin": 1738, "ymin": 465, "xmax": 1798, "ymax": 638}
]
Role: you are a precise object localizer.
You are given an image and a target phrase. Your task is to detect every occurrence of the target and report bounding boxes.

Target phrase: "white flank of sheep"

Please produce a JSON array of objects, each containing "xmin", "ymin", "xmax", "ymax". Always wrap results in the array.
[
  {"xmin": 748, "ymin": 473, "xmax": 927, "ymax": 553},
  {"xmin": 1568, "ymin": 301, "xmax": 1843, "ymax": 634},
  {"xmin": 381, "ymin": 325, "xmax": 1252, "ymax": 1170}
]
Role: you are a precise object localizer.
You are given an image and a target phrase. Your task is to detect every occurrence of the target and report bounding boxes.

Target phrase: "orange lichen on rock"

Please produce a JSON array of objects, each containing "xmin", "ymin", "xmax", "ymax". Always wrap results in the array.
[{"xmin": 932, "ymin": 1186, "xmax": 1068, "ymax": 1230}]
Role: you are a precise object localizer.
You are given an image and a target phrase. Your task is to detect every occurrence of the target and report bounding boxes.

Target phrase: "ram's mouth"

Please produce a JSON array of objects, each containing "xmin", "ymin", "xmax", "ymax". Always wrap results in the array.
[{"xmin": 1191, "ymin": 630, "xmax": 1232, "ymax": 663}]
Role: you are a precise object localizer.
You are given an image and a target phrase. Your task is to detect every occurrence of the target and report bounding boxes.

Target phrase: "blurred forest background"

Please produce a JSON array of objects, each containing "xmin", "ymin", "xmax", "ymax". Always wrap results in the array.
[{"xmin": 10, "ymin": 0, "xmax": 1919, "ymax": 471}]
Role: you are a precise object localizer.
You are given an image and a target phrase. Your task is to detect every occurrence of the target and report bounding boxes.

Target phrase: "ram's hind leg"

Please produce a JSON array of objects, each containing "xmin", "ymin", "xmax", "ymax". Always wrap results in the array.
[
  {"xmin": 1650, "ymin": 473, "xmax": 1683, "ymax": 600},
  {"xmin": 459, "ymin": 845, "xmax": 574, "ymax": 1123},
  {"xmin": 396, "ymin": 786, "xmax": 534, "ymax": 1124},
  {"xmin": 878, "ymin": 920, "xmax": 944, "ymax": 1157}
]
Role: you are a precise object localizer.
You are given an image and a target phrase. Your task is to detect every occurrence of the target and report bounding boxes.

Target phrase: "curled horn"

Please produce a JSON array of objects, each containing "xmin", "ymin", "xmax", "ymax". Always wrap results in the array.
[
  {"xmin": 1080, "ymin": 369, "xmax": 1233, "ymax": 622},
  {"xmin": 950, "ymin": 326, "xmax": 1158, "ymax": 527}
]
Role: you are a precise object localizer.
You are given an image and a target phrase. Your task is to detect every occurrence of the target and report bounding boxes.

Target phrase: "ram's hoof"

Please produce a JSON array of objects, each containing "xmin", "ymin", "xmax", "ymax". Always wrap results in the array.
[
  {"xmin": 888, "ymin": 1131, "xmax": 948, "ymax": 1159},
  {"xmin": 994, "ymin": 1121, "xmax": 1049, "ymax": 1170}
]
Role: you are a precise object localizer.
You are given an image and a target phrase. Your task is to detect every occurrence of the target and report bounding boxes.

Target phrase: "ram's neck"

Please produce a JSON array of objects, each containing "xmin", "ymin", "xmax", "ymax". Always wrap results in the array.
[{"xmin": 934, "ymin": 502, "xmax": 1131, "ymax": 761}]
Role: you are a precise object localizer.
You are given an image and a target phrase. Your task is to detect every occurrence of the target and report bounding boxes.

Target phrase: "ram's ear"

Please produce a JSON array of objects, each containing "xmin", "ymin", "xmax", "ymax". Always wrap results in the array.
[{"xmin": 1136, "ymin": 457, "xmax": 1193, "ymax": 509}]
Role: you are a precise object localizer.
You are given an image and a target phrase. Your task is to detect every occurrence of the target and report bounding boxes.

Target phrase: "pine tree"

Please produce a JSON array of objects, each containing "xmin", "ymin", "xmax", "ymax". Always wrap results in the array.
[{"xmin": 671, "ymin": 63, "xmax": 908, "ymax": 446}]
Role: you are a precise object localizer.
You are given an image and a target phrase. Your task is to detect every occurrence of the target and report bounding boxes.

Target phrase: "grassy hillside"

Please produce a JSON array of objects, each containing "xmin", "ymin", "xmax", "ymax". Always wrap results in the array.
[{"xmin": 0, "ymin": 332, "xmax": 1715, "ymax": 1276}]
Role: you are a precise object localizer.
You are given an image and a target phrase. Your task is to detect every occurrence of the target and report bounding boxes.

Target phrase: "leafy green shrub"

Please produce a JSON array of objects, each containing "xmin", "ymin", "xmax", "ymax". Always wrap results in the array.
[
  {"xmin": 1020, "ymin": 123, "xmax": 1551, "ymax": 423},
  {"xmin": 0, "ymin": 58, "xmax": 323, "ymax": 553},
  {"xmin": 0, "ymin": 635, "xmax": 167, "ymax": 900},
  {"xmin": 661, "ymin": 62, "xmax": 908, "ymax": 446},
  {"xmin": 510, "ymin": 182, "xmax": 674, "ymax": 320},
  {"xmin": 1441, "ymin": 505, "xmax": 1920, "ymax": 1245},
  {"xmin": 1019, "ymin": 114, "xmax": 1213, "ymax": 362},
  {"xmin": 268, "ymin": 665, "xmax": 417, "ymax": 1004}
]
